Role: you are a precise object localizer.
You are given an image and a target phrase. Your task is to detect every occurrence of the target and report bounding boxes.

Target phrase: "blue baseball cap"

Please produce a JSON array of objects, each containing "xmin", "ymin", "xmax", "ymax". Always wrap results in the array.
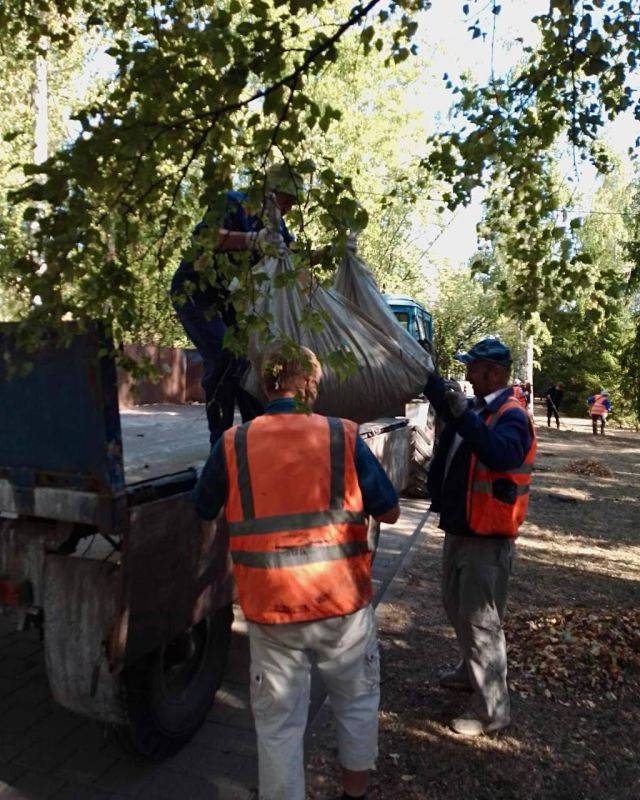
[{"xmin": 455, "ymin": 338, "xmax": 512, "ymax": 366}]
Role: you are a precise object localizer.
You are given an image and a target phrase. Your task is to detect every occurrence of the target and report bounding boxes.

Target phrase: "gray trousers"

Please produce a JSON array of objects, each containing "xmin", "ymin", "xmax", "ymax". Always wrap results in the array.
[
  {"xmin": 442, "ymin": 533, "xmax": 514, "ymax": 723},
  {"xmin": 248, "ymin": 605, "xmax": 379, "ymax": 800}
]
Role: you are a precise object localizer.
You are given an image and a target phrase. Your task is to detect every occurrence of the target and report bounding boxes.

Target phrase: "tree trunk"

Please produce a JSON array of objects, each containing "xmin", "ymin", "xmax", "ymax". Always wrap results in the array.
[
  {"xmin": 32, "ymin": 43, "xmax": 48, "ymax": 166},
  {"xmin": 525, "ymin": 334, "xmax": 534, "ymax": 412}
]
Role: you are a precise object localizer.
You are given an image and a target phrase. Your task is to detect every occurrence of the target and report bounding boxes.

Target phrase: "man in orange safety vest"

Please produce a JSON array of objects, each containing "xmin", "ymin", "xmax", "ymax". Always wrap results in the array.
[{"xmin": 424, "ymin": 338, "xmax": 536, "ymax": 737}]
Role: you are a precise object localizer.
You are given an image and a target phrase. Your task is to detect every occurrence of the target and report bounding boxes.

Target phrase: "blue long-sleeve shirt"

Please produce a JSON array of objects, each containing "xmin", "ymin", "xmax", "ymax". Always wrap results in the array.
[
  {"xmin": 194, "ymin": 398, "xmax": 399, "ymax": 521},
  {"xmin": 171, "ymin": 190, "xmax": 293, "ymax": 320},
  {"xmin": 425, "ymin": 374, "xmax": 533, "ymax": 537}
]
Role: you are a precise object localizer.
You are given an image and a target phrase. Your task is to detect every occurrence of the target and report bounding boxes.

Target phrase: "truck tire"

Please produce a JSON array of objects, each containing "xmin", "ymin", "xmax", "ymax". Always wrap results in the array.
[
  {"xmin": 118, "ymin": 604, "xmax": 233, "ymax": 761},
  {"xmin": 404, "ymin": 414, "xmax": 436, "ymax": 499}
]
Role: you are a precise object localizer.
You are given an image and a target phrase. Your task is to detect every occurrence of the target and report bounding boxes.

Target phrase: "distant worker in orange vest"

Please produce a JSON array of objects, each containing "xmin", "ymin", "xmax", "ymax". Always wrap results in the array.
[
  {"xmin": 512, "ymin": 379, "xmax": 527, "ymax": 409},
  {"xmin": 588, "ymin": 390, "xmax": 611, "ymax": 435},
  {"xmin": 194, "ymin": 344, "xmax": 400, "ymax": 800},
  {"xmin": 423, "ymin": 338, "xmax": 536, "ymax": 736}
]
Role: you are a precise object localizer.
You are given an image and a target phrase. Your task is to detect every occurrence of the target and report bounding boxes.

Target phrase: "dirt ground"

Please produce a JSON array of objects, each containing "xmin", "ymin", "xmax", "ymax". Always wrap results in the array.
[{"xmin": 306, "ymin": 404, "xmax": 640, "ymax": 800}]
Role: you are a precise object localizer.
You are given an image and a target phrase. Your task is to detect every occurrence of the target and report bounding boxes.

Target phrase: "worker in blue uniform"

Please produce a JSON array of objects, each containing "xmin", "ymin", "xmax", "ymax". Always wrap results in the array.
[
  {"xmin": 423, "ymin": 338, "xmax": 535, "ymax": 736},
  {"xmin": 171, "ymin": 163, "xmax": 301, "ymax": 443}
]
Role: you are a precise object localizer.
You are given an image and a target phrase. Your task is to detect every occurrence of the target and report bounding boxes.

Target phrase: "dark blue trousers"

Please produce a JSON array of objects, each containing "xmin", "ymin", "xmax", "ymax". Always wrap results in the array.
[{"xmin": 173, "ymin": 295, "xmax": 262, "ymax": 443}]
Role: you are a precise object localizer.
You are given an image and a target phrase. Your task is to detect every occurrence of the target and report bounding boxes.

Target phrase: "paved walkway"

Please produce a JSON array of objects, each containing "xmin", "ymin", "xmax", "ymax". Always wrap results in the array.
[{"xmin": 0, "ymin": 499, "xmax": 430, "ymax": 799}]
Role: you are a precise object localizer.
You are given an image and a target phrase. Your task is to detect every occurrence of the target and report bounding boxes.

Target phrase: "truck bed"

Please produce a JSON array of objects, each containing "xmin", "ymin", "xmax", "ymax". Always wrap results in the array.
[
  {"xmin": 121, "ymin": 404, "xmax": 210, "ymax": 485},
  {"xmin": 121, "ymin": 404, "xmax": 407, "ymax": 486}
]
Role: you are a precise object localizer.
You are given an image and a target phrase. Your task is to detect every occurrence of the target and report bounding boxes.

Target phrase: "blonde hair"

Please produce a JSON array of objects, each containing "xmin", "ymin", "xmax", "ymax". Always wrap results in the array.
[{"xmin": 260, "ymin": 344, "xmax": 321, "ymax": 396}]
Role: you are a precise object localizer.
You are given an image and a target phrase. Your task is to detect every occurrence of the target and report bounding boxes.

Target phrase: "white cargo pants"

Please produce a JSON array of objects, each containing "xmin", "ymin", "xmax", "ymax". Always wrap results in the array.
[{"xmin": 247, "ymin": 603, "xmax": 380, "ymax": 800}]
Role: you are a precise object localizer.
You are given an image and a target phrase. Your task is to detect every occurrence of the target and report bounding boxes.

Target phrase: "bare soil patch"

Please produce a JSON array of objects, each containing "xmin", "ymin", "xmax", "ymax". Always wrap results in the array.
[{"xmin": 306, "ymin": 406, "xmax": 640, "ymax": 800}]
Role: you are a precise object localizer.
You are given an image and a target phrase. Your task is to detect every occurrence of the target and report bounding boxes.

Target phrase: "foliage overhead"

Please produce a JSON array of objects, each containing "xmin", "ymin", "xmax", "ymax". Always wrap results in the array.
[
  {"xmin": 430, "ymin": 267, "xmax": 525, "ymax": 378},
  {"xmin": 534, "ymin": 168, "xmax": 640, "ymax": 424},
  {"xmin": 426, "ymin": 0, "xmax": 640, "ymax": 319},
  {"xmin": 2, "ymin": 0, "xmax": 640, "ymax": 357},
  {"xmin": 2, "ymin": 0, "xmax": 431, "ymax": 355}
]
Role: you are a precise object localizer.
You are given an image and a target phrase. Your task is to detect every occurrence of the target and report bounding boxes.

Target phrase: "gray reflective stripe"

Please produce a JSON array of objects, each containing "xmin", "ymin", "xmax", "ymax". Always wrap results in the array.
[
  {"xmin": 231, "ymin": 540, "xmax": 369, "ymax": 569},
  {"xmin": 508, "ymin": 463, "xmax": 533, "ymax": 475},
  {"xmin": 229, "ymin": 509, "xmax": 366, "ymax": 537},
  {"xmin": 328, "ymin": 417, "xmax": 345, "ymax": 509},
  {"xmin": 473, "ymin": 481, "xmax": 530, "ymax": 497},
  {"xmin": 476, "ymin": 462, "xmax": 533, "ymax": 476},
  {"xmin": 234, "ymin": 425, "xmax": 254, "ymax": 519}
]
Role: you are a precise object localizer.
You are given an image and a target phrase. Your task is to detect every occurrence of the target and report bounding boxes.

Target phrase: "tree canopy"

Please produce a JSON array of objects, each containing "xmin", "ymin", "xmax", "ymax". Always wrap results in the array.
[{"xmin": 1, "ymin": 0, "xmax": 640, "ymax": 385}]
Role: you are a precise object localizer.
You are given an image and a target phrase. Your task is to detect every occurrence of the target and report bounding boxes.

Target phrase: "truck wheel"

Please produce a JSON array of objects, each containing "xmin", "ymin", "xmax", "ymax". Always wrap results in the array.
[
  {"xmin": 404, "ymin": 415, "xmax": 436, "ymax": 499},
  {"xmin": 118, "ymin": 604, "xmax": 233, "ymax": 761}
]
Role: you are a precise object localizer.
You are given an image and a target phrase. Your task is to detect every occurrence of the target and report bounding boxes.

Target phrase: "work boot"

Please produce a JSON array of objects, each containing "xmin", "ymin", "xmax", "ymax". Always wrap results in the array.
[
  {"xmin": 438, "ymin": 663, "xmax": 472, "ymax": 691},
  {"xmin": 450, "ymin": 709, "xmax": 510, "ymax": 737}
]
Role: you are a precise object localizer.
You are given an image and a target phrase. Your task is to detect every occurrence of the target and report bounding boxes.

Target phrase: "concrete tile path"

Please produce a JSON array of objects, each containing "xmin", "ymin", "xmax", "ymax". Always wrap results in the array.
[{"xmin": 0, "ymin": 499, "xmax": 430, "ymax": 799}]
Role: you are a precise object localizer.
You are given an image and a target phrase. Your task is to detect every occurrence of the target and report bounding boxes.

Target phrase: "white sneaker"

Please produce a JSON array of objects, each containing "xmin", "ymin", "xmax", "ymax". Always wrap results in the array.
[{"xmin": 450, "ymin": 709, "xmax": 510, "ymax": 736}]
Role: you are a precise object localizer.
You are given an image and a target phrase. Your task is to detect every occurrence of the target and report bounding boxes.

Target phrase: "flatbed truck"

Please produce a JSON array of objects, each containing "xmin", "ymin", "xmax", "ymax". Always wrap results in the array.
[{"xmin": 0, "ymin": 324, "xmax": 410, "ymax": 759}]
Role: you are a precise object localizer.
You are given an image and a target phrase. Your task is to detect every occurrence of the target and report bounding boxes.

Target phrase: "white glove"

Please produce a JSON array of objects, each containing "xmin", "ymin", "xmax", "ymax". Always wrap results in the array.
[{"xmin": 247, "ymin": 228, "xmax": 286, "ymax": 255}]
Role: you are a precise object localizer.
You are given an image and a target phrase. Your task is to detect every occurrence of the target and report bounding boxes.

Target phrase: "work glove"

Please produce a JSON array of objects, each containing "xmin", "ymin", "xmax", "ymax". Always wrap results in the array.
[
  {"xmin": 445, "ymin": 389, "xmax": 468, "ymax": 418},
  {"xmin": 247, "ymin": 228, "xmax": 287, "ymax": 255},
  {"xmin": 443, "ymin": 378, "xmax": 462, "ymax": 393}
]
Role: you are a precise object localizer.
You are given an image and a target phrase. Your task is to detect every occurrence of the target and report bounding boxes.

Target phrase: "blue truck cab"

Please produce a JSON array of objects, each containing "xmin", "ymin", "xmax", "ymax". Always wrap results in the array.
[{"xmin": 383, "ymin": 294, "xmax": 433, "ymax": 349}]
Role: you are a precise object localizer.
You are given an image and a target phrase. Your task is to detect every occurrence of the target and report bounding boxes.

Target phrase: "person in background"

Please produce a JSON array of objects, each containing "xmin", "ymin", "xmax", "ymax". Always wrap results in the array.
[
  {"xmin": 545, "ymin": 382, "xmax": 564, "ymax": 429},
  {"xmin": 524, "ymin": 381, "xmax": 532, "ymax": 408},
  {"xmin": 423, "ymin": 338, "xmax": 536, "ymax": 737},
  {"xmin": 170, "ymin": 163, "xmax": 301, "ymax": 444},
  {"xmin": 588, "ymin": 390, "xmax": 612, "ymax": 435},
  {"xmin": 194, "ymin": 344, "xmax": 400, "ymax": 800},
  {"xmin": 512, "ymin": 379, "xmax": 527, "ymax": 409}
]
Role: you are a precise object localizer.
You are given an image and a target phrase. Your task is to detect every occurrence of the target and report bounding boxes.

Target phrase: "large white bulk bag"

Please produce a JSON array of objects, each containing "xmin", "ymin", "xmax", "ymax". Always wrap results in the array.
[
  {"xmin": 334, "ymin": 235, "xmax": 433, "ymax": 380},
  {"xmin": 240, "ymin": 210, "xmax": 431, "ymax": 422}
]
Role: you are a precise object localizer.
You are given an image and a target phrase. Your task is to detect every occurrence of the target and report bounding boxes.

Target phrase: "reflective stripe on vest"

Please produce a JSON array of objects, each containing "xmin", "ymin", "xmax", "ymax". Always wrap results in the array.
[
  {"xmin": 232, "ymin": 540, "xmax": 369, "ymax": 569},
  {"xmin": 223, "ymin": 413, "xmax": 371, "ymax": 625},
  {"xmin": 466, "ymin": 397, "xmax": 537, "ymax": 539},
  {"xmin": 590, "ymin": 395, "xmax": 608, "ymax": 417}
]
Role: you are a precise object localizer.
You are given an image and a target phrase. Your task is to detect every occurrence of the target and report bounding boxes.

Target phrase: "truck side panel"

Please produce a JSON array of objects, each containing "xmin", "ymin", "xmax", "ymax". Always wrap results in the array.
[
  {"xmin": 0, "ymin": 326, "xmax": 124, "ymax": 495},
  {"xmin": 110, "ymin": 494, "xmax": 234, "ymax": 670}
]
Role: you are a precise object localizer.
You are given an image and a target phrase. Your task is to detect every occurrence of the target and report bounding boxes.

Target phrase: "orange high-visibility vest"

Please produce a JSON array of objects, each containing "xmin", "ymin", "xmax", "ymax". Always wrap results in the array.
[
  {"xmin": 512, "ymin": 385, "xmax": 527, "ymax": 408},
  {"xmin": 466, "ymin": 397, "xmax": 537, "ymax": 539},
  {"xmin": 590, "ymin": 394, "xmax": 608, "ymax": 417},
  {"xmin": 222, "ymin": 413, "xmax": 371, "ymax": 625}
]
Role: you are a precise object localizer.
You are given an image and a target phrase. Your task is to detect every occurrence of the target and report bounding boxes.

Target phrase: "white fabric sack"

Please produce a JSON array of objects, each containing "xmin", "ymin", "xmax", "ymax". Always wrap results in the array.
[
  {"xmin": 241, "ymin": 254, "xmax": 429, "ymax": 423},
  {"xmin": 334, "ymin": 235, "xmax": 434, "ymax": 379}
]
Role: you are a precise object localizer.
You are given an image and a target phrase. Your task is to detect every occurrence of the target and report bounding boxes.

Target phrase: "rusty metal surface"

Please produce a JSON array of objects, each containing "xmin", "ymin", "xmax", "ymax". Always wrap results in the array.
[
  {"xmin": 185, "ymin": 349, "xmax": 205, "ymax": 402},
  {"xmin": 118, "ymin": 345, "xmax": 188, "ymax": 408},
  {"xmin": 44, "ymin": 554, "xmax": 124, "ymax": 724},
  {"xmin": 0, "ymin": 482, "xmax": 128, "ymax": 531},
  {"xmin": 0, "ymin": 517, "xmax": 71, "ymax": 606},
  {"xmin": 111, "ymin": 493, "xmax": 234, "ymax": 669}
]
